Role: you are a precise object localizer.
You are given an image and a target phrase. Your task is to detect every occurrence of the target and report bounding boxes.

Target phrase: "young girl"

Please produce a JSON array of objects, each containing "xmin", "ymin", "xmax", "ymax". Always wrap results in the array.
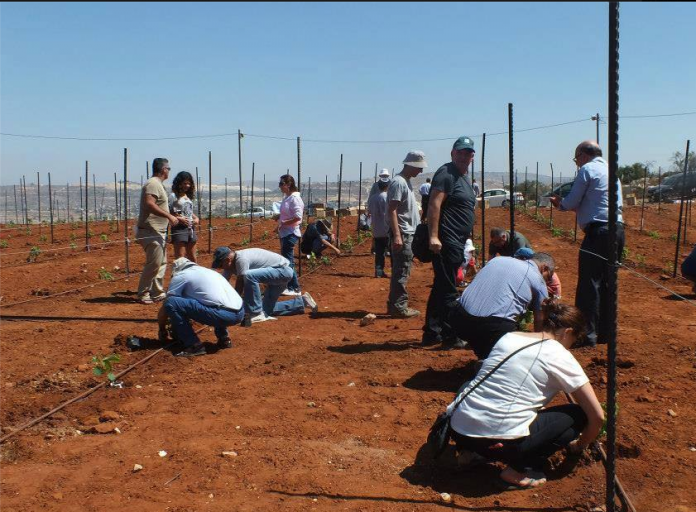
[{"xmin": 169, "ymin": 171, "xmax": 199, "ymax": 262}]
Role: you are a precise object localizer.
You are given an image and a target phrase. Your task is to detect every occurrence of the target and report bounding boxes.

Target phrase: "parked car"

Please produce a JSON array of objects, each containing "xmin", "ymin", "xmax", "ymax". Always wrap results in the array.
[
  {"xmin": 230, "ymin": 206, "xmax": 273, "ymax": 219},
  {"xmin": 537, "ymin": 181, "xmax": 575, "ymax": 207},
  {"xmin": 477, "ymin": 189, "xmax": 524, "ymax": 208},
  {"xmin": 647, "ymin": 173, "xmax": 696, "ymax": 203}
]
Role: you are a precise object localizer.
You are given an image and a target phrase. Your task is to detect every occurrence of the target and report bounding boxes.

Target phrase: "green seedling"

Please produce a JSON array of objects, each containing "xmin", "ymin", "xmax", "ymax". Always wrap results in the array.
[
  {"xmin": 261, "ymin": 230, "xmax": 269, "ymax": 241},
  {"xmin": 70, "ymin": 242, "xmax": 77, "ymax": 250},
  {"xmin": 307, "ymin": 253, "xmax": 319, "ymax": 271},
  {"xmin": 320, "ymin": 255, "xmax": 331, "ymax": 266},
  {"xmin": 91, "ymin": 353, "xmax": 121, "ymax": 382},
  {"xmin": 0, "ymin": 240, "xmax": 8, "ymax": 249},
  {"xmin": 39, "ymin": 234, "xmax": 48, "ymax": 242},
  {"xmin": 551, "ymin": 227, "xmax": 564, "ymax": 237},
  {"xmin": 98, "ymin": 267, "xmax": 114, "ymax": 281},
  {"xmin": 70, "ymin": 232, "xmax": 77, "ymax": 241},
  {"xmin": 669, "ymin": 233, "xmax": 678, "ymax": 242},
  {"xmin": 340, "ymin": 234, "xmax": 355, "ymax": 252},
  {"xmin": 100, "ymin": 234, "xmax": 109, "ymax": 242},
  {"xmin": 240, "ymin": 237, "xmax": 250, "ymax": 247},
  {"xmin": 647, "ymin": 230, "xmax": 660, "ymax": 239},
  {"xmin": 599, "ymin": 401, "xmax": 620, "ymax": 438},
  {"xmin": 663, "ymin": 261, "xmax": 675, "ymax": 275},
  {"xmin": 24, "ymin": 228, "xmax": 32, "ymax": 236},
  {"xmin": 621, "ymin": 246, "xmax": 630, "ymax": 261},
  {"xmin": 635, "ymin": 253, "xmax": 646, "ymax": 266},
  {"xmin": 518, "ymin": 309, "xmax": 534, "ymax": 331},
  {"xmin": 27, "ymin": 246, "xmax": 41, "ymax": 263}
]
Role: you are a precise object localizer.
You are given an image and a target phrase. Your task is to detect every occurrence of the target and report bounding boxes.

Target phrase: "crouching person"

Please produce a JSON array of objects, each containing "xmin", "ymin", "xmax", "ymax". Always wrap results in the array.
[
  {"xmin": 212, "ymin": 246, "xmax": 318, "ymax": 324},
  {"xmin": 447, "ymin": 300, "xmax": 604, "ymax": 490},
  {"xmin": 158, "ymin": 257, "xmax": 245, "ymax": 357}
]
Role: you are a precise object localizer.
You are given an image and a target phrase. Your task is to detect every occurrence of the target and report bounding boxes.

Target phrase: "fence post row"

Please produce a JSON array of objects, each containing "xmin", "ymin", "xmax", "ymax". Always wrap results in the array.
[
  {"xmin": 606, "ymin": 4, "xmax": 620, "ymax": 511},
  {"xmin": 249, "ymin": 162, "xmax": 255, "ymax": 244},
  {"xmin": 357, "ymin": 162, "xmax": 363, "ymax": 233},
  {"xmin": 208, "ymin": 151, "xmax": 213, "ymax": 254},
  {"xmin": 508, "ymin": 103, "xmax": 516, "ymax": 249},
  {"xmin": 549, "ymin": 163, "xmax": 555, "ymax": 228},
  {"xmin": 48, "ymin": 172, "xmax": 54, "ymax": 243},
  {"xmin": 481, "ymin": 133, "xmax": 487, "ymax": 266},
  {"xmin": 85, "ymin": 162, "xmax": 90, "ymax": 252},
  {"xmin": 238, "ymin": 129, "xmax": 244, "ymax": 214},
  {"xmin": 124, "ymin": 149, "xmax": 130, "ymax": 275},
  {"xmin": 337, "ymin": 154, "xmax": 343, "ymax": 245},
  {"xmin": 673, "ymin": 140, "xmax": 691, "ymax": 277}
]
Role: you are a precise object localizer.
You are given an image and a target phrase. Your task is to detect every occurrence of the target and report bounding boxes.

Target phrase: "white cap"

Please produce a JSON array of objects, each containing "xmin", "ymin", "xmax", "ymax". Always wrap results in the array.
[{"xmin": 378, "ymin": 168, "xmax": 390, "ymax": 178}]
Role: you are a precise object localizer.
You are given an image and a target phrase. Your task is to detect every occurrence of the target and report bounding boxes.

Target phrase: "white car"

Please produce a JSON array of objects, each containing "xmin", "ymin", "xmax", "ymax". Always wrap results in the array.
[
  {"xmin": 230, "ymin": 206, "xmax": 272, "ymax": 218},
  {"xmin": 477, "ymin": 189, "xmax": 524, "ymax": 208}
]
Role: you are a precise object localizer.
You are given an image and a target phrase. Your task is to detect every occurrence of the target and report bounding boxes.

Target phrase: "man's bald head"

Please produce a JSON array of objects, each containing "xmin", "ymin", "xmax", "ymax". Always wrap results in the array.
[
  {"xmin": 575, "ymin": 140, "xmax": 602, "ymax": 158},
  {"xmin": 574, "ymin": 140, "xmax": 602, "ymax": 167}
]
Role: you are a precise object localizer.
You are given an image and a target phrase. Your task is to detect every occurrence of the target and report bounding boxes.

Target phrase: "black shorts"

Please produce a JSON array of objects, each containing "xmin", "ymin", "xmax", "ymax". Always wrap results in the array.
[{"xmin": 170, "ymin": 228, "xmax": 198, "ymax": 244}]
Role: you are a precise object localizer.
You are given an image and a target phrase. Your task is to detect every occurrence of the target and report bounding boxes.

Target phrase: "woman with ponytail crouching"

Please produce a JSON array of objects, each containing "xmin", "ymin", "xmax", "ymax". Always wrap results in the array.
[{"xmin": 446, "ymin": 300, "xmax": 603, "ymax": 491}]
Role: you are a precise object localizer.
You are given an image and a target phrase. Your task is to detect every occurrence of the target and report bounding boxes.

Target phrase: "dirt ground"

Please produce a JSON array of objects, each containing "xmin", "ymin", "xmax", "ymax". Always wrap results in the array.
[{"xmin": 1, "ymin": 207, "xmax": 695, "ymax": 512}]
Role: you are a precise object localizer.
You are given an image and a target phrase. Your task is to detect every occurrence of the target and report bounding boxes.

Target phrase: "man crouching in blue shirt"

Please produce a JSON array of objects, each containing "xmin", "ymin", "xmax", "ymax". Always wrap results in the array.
[{"xmin": 448, "ymin": 253, "xmax": 554, "ymax": 359}]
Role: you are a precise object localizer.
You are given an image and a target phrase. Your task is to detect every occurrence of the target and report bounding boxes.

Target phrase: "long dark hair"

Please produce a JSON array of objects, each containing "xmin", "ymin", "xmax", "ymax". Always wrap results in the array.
[
  {"xmin": 172, "ymin": 171, "xmax": 196, "ymax": 200},
  {"xmin": 279, "ymin": 174, "xmax": 298, "ymax": 193}
]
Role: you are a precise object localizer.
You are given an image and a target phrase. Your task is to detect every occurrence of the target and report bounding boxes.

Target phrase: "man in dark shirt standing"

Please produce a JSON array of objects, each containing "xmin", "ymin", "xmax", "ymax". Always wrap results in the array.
[{"xmin": 423, "ymin": 136, "xmax": 477, "ymax": 348}]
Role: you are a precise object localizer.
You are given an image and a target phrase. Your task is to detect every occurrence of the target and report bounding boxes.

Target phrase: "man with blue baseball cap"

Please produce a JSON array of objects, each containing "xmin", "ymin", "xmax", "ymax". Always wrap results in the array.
[{"xmin": 422, "ymin": 136, "xmax": 478, "ymax": 348}]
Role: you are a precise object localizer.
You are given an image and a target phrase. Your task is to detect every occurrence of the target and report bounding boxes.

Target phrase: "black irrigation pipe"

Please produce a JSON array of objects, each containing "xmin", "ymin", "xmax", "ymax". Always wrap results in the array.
[
  {"xmin": 0, "ymin": 235, "xmax": 373, "ymax": 445},
  {"xmin": 673, "ymin": 140, "xmax": 690, "ymax": 277},
  {"xmin": 0, "ymin": 314, "xmax": 158, "ymax": 323},
  {"xmin": 563, "ymin": 393, "xmax": 638, "ymax": 512}
]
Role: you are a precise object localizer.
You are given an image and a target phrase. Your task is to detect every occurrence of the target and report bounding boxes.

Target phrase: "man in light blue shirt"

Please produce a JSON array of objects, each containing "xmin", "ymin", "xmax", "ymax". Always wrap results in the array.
[
  {"xmin": 550, "ymin": 141, "xmax": 625, "ymax": 347},
  {"xmin": 450, "ymin": 254, "xmax": 553, "ymax": 359}
]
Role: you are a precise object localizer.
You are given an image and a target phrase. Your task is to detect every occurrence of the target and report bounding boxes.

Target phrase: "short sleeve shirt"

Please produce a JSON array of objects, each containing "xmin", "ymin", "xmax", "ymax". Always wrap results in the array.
[
  {"xmin": 431, "ymin": 162, "xmax": 476, "ymax": 250},
  {"xmin": 367, "ymin": 191, "xmax": 389, "ymax": 238},
  {"xmin": 386, "ymin": 173, "xmax": 420, "ymax": 235},
  {"xmin": 138, "ymin": 177, "xmax": 169, "ymax": 232},
  {"xmin": 449, "ymin": 332, "xmax": 589, "ymax": 439},
  {"xmin": 232, "ymin": 248, "xmax": 289, "ymax": 277},
  {"xmin": 489, "ymin": 231, "xmax": 532, "ymax": 258}
]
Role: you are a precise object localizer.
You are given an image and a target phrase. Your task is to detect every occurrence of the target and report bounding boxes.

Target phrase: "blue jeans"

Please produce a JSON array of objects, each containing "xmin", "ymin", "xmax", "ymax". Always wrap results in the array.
[
  {"xmin": 243, "ymin": 266, "xmax": 294, "ymax": 317},
  {"xmin": 164, "ymin": 296, "xmax": 245, "ymax": 348},
  {"xmin": 272, "ymin": 296, "xmax": 306, "ymax": 316},
  {"xmin": 280, "ymin": 234, "xmax": 301, "ymax": 292}
]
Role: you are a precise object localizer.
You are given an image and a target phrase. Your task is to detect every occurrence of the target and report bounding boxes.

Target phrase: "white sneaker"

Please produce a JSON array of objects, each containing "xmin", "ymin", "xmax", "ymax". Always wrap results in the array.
[
  {"xmin": 281, "ymin": 289, "xmax": 302, "ymax": 297},
  {"xmin": 250, "ymin": 312, "xmax": 278, "ymax": 323},
  {"xmin": 302, "ymin": 292, "xmax": 318, "ymax": 314}
]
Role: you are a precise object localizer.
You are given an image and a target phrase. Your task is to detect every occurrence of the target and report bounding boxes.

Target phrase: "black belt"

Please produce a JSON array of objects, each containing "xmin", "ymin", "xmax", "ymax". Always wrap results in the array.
[{"xmin": 583, "ymin": 221, "xmax": 623, "ymax": 234}]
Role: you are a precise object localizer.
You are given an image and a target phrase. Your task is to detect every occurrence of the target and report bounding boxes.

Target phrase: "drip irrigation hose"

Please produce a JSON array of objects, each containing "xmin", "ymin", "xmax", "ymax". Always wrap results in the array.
[
  {"xmin": 0, "ymin": 314, "xmax": 158, "ymax": 323},
  {"xmin": 0, "ymin": 232, "xmax": 371, "ymax": 444},
  {"xmin": 564, "ymin": 392, "xmax": 638, "ymax": 512}
]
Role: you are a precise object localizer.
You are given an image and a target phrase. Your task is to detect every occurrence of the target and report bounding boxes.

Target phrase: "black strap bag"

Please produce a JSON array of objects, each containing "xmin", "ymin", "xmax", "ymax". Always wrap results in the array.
[
  {"xmin": 426, "ymin": 338, "xmax": 547, "ymax": 459},
  {"xmin": 411, "ymin": 223, "xmax": 433, "ymax": 263}
]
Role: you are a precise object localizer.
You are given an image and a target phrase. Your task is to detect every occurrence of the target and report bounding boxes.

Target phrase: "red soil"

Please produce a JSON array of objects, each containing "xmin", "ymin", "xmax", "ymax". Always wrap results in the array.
[{"xmin": 0, "ymin": 210, "xmax": 694, "ymax": 512}]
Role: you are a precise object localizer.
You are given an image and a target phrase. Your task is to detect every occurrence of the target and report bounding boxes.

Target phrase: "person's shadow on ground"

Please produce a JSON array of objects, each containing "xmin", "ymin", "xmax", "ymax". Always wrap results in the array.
[{"xmin": 402, "ymin": 360, "xmax": 480, "ymax": 393}]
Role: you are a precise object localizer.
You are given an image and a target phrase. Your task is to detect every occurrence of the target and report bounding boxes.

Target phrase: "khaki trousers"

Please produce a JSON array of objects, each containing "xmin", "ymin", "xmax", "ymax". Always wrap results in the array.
[{"xmin": 136, "ymin": 226, "xmax": 167, "ymax": 298}]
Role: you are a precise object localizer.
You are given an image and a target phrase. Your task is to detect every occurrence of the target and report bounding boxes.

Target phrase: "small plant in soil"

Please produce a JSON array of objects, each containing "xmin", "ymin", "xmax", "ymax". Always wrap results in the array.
[
  {"xmin": 261, "ymin": 230, "xmax": 269, "ymax": 241},
  {"xmin": 100, "ymin": 234, "xmax": 109, "ymax": 242},
  {"xmin": 24, "ymin": 228, "xmax": 32, "ymax": 236},
  {"xmin": 70, "ymin": 232, "xmax": 77, "ymax": 241},
  {"xmin": 39, "ymin": 234, "xmax": 48, "ymax": 242},
  {"xmin": 27, "ymin": 246, "xmax": 41, "ymax": 263},
  {"xmin": 307, "ymin": 253, "xmax": 318, "ymax": 271},
  {"xmin": 622, "ymin": 246, "xmax": 630, "ymax": 261},
  {"xmin": 663, "ymin": 260, "xmax": 675, "ymax": 275},
  {"xmin": 340, "ymin": 234, "xmax": 355, "ymax": 252},
  {"xmin": 0, "ymin": 240, "xmax": 8, "ymax": 249},
  {"xmin": 599, "ymin": 401, "xmax": 620, "ymax": 438},
  {"xmin": 648, "ymin": 230, "xmax": 660, "ymax": 239},
  {"xmin": 92, "ymin": 353, "xmax": 121, "ymax": 382},
  {"xmin": 240, "ymin": 237, "xmax": 250, "ymax": 247},
  {"xmin": 551, "ymin": 227, "xmax": 564, "ymax": 237},
  {"xmin": 635, "ymin": 253, "xmax": 646, "ymax": 266},
  {"xmin": 98, "ymin": 267, "xmax": 114, "ymax": 281},
  {"xmin": 669, "ymin": 233, "xmax": 678, "ymax": 242},
  {"xmin": 320, "ymin": 255, "xmax": 331, "ymax": 266},
  {"xmin": 70, "ymin": 242, "xmax": 77, "ymax": 250}
]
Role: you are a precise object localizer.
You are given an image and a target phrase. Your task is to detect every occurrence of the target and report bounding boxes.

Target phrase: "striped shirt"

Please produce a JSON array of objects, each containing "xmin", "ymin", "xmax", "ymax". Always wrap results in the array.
[{"xmin": 459, "ymin": 256, "xmax": 548, "ymax": 321}]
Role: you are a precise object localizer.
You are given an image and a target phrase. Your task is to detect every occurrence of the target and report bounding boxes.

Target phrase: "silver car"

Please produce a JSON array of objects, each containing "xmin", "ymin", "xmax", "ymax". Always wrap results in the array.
[{"xmin": 478, "ymin": 188, "xmax": 524, "ymax": 208}]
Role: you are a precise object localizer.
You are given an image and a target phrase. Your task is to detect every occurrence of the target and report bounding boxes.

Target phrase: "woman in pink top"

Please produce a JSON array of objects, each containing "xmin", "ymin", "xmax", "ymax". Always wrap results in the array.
[{"xmin": 278, "ymin": 174, "xmax": 304, "ymax": 294}]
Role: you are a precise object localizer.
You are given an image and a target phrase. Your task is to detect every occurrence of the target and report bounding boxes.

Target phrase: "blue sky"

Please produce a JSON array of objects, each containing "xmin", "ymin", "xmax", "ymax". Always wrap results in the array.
[{"xmin": 1, "ymin": 2, "xmax": 695, "ymax": 186}]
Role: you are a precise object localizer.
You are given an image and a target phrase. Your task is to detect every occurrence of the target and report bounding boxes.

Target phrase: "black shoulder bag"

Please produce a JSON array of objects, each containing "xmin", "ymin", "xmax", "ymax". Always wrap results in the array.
[
  {"xmin": 412, "ymin": 223, "xmax": 433, "ymax": 263},
  {"xmin": 427, "ymin": 338, "xmax": 547, "ymax": 459}
]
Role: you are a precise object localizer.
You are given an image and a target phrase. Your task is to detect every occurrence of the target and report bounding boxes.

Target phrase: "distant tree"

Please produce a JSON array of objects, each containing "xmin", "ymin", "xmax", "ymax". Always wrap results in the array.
[
  {"xmin": 617, "ymin": 162, "xmax": 650, "ymax": 184},
  {"xmin": 668, "ymin": 150, "xmax": 696, "ymax": 177},
  {"xmin": 514, "ymin": 180, "xmax": 552, "ymax": 198}
]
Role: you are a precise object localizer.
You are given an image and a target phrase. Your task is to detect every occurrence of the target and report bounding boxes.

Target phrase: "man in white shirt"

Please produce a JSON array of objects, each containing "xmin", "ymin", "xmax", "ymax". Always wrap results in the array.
[
  {"xmin": 212, "ymin": 246, "xmax": 318, "ymax": 324},
  {"xmin": 158, "ymin": 257, "xmax": 245, "ymax": 357}
]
